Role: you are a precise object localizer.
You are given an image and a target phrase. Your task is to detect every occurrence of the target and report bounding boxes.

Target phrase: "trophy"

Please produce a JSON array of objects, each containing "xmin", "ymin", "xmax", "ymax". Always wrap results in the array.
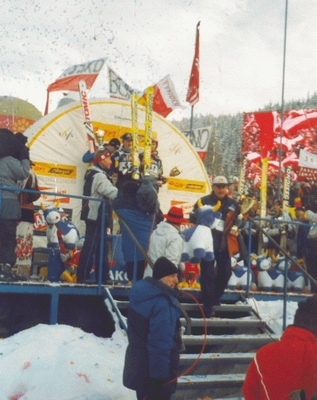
[{"xmin": 95, "ymin": 129, "xmax": 105, "ymax": 149}]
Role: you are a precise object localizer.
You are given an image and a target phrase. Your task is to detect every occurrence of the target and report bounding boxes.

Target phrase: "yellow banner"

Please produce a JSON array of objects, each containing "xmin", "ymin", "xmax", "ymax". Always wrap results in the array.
[
  {"xmin": 32, "ymin": 161, "xmax": 77, "ymax": 179},
  {"xmin": 167, "ymin": 178, "xmax": 207, "ymax": 193}
]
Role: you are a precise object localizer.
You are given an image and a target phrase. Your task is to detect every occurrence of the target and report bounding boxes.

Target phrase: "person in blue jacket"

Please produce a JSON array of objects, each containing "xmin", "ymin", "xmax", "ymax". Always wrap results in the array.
[{"xmin": 123, "ymin": 257, "xmax": 182, "ymax": 400}]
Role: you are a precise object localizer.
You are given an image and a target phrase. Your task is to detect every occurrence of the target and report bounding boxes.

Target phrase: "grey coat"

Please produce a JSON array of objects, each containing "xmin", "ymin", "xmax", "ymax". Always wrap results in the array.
[{"xmin": 0, "ymin": 156, "xmax": 30, "ymax": 220}]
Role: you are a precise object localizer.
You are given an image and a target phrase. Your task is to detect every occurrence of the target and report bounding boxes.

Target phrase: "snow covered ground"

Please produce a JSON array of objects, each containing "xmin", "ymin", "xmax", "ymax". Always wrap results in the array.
[{"xmin": 0, "ymin": 299, "xmax": 300, "ymax": 400}]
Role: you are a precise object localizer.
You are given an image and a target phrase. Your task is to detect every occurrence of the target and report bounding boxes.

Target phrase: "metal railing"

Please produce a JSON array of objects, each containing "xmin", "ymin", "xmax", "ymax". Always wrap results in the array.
[
  {"xmin": 245, "ymin": 216, "xmax": 317, "ymax": 329},
  {"xmin": 0, "ymin": 184, "xmax": 107, "ymax": 294}
]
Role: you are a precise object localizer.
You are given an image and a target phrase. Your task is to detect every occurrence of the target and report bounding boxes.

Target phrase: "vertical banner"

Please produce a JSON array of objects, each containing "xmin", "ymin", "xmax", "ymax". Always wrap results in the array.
[
  {"xmin": 258, "ymin": 157, "xmax": 269, "ymax": 254},
  {"xmin": 238, "ymin": 156, "xmax": 247, "ymax": 198},
  {"xmin": 283, "ymin": 165, "xmax": 292, "ymax": 213},
  {"xmin": 186, "ymin": 21, "xmax": 200, "ymax": 106},
  {"xmin": 143, "ymin": 86, "xmax": 154, "ymax": 175},
  {"xmin": 78, "ymin": 80, "xmax": 96, "ymax": 154},
  {"xmin": 131, "ymin": 92, "xmax": 140, "ymax": 180}
]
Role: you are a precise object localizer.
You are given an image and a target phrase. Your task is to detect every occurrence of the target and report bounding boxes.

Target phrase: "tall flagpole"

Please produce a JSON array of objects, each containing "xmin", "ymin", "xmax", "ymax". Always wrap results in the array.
[
  {"xmin": 277, "ymin": 0, "xmax": 288, "ymax": 199},
  {"xmin": 186, "ymin": 21, "xmax": 200, "ymax": 139}
]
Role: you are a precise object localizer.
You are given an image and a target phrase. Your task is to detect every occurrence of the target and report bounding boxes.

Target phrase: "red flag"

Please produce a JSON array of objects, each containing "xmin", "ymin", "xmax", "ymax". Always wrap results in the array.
[
  {"xmin": 45, "ymin": 58, "xmax": 107, "ymax": 114},
  {"xmin": 254, "ymin": 111, "xmax": 280, "ymax": 159},
  {"xmin": 186, "ymin": 22, "xmax": 200, "ymax": 106}
]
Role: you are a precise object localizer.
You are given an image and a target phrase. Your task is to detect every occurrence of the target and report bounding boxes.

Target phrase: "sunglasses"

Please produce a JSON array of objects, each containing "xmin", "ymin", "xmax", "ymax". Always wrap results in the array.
[{"xmin": 213, "ymin": 184, "xmax": 227, "ymax": 189}]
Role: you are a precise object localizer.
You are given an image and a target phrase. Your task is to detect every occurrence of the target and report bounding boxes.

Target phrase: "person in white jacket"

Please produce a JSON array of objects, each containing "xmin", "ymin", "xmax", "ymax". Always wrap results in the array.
[{"xmin": 144, "ymin": 206, "xmax": 187, "ymax": 277}]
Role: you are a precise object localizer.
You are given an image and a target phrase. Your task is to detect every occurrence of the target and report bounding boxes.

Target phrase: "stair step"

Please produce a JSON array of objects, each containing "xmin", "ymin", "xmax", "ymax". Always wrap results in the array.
[
  {"xmin": 213, "ymin": 304, "xmax": 252, "ymax": 312},
  {"xmin": 116, "ymin": 300, "xmax": 253, "ymax": 313},
  {"xmin": 182, "ymin": 333, "xmax": 279, "ymax": 346},
  {"xmin": 179, "ymin": 352, "xmax": 255, "ymax": 365},
  {"xmin": 178, "ymin": 303, "xmax": 253, "ymax": 313},
  {"xmin": 177, "ymin": 373, "xmax": 245, "ymax": 389},
  {"xmin": 180, "ymin": 317, "xmax": 266, "ymax": 328},
  {"xmin": 213, "ymin": 398, "xmax": 245, "ymax": 400}
]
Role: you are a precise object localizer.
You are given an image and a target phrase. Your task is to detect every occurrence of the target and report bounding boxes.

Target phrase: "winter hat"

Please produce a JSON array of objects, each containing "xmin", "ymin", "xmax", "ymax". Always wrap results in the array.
[
  {"xmin": 153, "ymin": 257, "xmax": 178, "ymax": 280},
  {"xmin": 121, "ymin": 133, "xmax": 133, "ymax": 141},
  {"xmin": 106, "ymin": 138, "xmax": 121, "ymax": 149},
  {"xmin": 163, "ymin": 206, "xmax": 188, "ymax": 224},
  {"xmin": 293, "ymin": 295, "xmax": 317, "ymax": 336},
  {"xmin": 94, "ymin": 149, "xmax": 111, "ymax": 164},
  {"xmin": 212, "ymin": 176, "xmax": 228, "ymax": 185}
]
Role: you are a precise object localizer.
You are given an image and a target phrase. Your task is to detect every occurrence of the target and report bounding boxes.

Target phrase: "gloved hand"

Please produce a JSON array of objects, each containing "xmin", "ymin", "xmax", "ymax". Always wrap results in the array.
[{"xmin": 18, "ymin": 145, "xmax": 30, "ymax": 161}]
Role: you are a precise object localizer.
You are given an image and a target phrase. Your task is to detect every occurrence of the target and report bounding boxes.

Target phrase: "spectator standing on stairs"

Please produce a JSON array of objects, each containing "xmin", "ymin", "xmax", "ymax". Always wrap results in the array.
[
  {"xmin": 189, "ymin": 175, "xmax": 240, "ymax": 317},
  {"xmin": 243, "ymin": 295, "xmax": 317, "ymax": 400},
  {"xmin": 144, "ymin": 206, "xmax": 187, "ymax": 278},
  {"xmin": 123, "ymin": 257, "xmax": 182, "ymax": 400}
]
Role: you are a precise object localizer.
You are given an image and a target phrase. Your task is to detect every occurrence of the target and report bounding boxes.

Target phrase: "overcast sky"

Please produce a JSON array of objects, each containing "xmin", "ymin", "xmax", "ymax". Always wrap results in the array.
[{"xmin": 1, "ymin": 0, "xmax": 317, "ymax": 121}]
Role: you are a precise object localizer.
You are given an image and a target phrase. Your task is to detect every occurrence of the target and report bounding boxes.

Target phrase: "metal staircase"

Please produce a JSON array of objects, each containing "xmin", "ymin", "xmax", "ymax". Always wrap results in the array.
[
  {"xmin": 112, "ymin": 290, "xmax": 279, "ymax": 400},
  {"xmin": 175, "ymin": 299, "xmax": 278, "ymax": 399}
]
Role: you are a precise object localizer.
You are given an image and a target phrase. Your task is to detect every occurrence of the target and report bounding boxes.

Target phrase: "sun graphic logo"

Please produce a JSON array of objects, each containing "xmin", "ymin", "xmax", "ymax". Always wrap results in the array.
[{"xmin": 13, "ymin": 117, "xmax": 32, "ymax": 133}]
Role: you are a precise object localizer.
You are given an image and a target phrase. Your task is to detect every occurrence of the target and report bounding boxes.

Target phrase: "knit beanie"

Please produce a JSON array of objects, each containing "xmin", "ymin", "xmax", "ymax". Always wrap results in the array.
[
  {"xmin": 293, "ymin": 295, "xmax": 317, "ymax": 336},
  {"xmin": 153, "ymin": 257, "xmax": 178, "ymax": 280}
]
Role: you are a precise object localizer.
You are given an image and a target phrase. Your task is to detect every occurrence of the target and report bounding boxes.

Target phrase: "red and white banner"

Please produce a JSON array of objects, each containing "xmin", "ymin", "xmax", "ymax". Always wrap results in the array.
[
  {"xmin": 242, "ymin": 109, "xmax": 317, "ymax": 186},
  {"xmin": 298, "ymin": 148, "xmax": 317, "ymax": 180},
  {"xmin": 108, "ymin": 68, "xmax": 183, "ymax": 118},
  {"xmin": 45, "ymin": 57, "xmax": 107, "ymax": 114},
  {"xmin": 138, "ymin": 75, "xmax": 184, "ymax": 118},
  {"xmin": 186, "ymin": 21, "xmax": 200, "ymax": 107}
]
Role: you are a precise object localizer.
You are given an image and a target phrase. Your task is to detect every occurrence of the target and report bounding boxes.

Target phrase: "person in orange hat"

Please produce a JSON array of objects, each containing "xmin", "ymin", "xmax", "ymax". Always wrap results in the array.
[{"xmin": 145, "ymin": 206, "xmax": 187, "ymax": 277}]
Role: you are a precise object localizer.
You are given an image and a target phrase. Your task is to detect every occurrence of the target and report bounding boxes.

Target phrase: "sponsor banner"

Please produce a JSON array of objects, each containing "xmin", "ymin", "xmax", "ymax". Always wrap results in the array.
[
  {"xmin": 182, "ymin": 126, "xmax": 212, "ymax": 161},
  {"xmin": 299, "ymin": 148, "xmax": 317, "ymax": 168},
  {"xmin": 108, "ymin": 67, "xmax": 142, "ymax": 100},
  {"xmin": 298, "ymin": 166, "xmax": 317, "ymax": 180},
  {"xmin": 167, "ymin": 178, "xmax": 207, "ymax": 193},
  {"xmin": 47, "ymin": 58, "xmax": 107, "ymax": 93},
  {"xmin": 32, "ymin": 162, "xmax": 77, "ymax": 180},
  {"xmin": 138, "ymin": 75, "xmax": 184, "ymax": 118},
  {"xmin": 283, "ymin": 165, "xmax": 291, "ymax": 211},
  {"xmin": 0, "ymin": 115, "xmax": 37, "ymax": 133}
]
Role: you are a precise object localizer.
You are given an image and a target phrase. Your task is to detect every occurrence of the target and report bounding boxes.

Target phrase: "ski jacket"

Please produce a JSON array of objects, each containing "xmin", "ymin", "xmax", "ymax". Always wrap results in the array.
[
  {"xmin": 139, "ymin": 151, "xmax": 163, "ymax": 180},
  {"xmin": 123, "ymin": 277, "xmax": 182, "ymax": 396},
  {"xmin": 190, "ymin": 192, "xmax": 240, "ymax": 250},
  {"xmin": 146, "ymin": 221, "xmax": 184, "ymax": 272},
  {"xmin": 111, "ymin": 147, "xmax": 134, "ymax": 191},
  {"xmin": 0, "ymin": 156, "xmax": 30, "ymax": 220},
  {"xmin": 265, "ymin": 210, "xmax": 295, "ymax": 238},
  {"xmin": 80, "ymin": 166, "xmax": 117, "ymax": 224},
  {"xmin": 243, "ymin": 326, "xmax": 317, "ymax": 400}
]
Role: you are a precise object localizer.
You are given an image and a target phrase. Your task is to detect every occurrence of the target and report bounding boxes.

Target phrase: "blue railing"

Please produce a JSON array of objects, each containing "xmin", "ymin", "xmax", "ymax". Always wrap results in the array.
[
  {"xmin": 0, "ymin": 184, "xmax": 107, "ymax": 294},
  {"xmin": 246, "ymin": 216, "xmax": 316, "ymax": 329}
]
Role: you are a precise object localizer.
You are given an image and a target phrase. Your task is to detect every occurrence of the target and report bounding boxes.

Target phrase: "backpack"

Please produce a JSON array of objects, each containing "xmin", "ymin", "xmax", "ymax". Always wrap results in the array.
[{"xmin": 136, "ymin": 176, "xmax": 159, "ymax": 214}]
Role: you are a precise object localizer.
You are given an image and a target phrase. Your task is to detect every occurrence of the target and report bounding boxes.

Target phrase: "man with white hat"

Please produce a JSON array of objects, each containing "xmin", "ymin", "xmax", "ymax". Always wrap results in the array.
[{"xmin": 190, "ymin": 175, "xmax": 240, "ymax": 317}]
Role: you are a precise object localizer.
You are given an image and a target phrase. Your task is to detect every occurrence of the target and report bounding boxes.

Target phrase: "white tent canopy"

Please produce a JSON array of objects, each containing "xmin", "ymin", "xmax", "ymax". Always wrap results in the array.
[{"xmin": 25, "ymin": 97, "xmax": 210, "ymax": 238}]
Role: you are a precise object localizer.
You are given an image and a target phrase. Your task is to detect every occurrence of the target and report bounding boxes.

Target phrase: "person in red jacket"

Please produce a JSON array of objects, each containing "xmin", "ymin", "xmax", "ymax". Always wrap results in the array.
[{"xmin": 243, "ymin": 295, "xmax": 317, "ymax": 400}]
